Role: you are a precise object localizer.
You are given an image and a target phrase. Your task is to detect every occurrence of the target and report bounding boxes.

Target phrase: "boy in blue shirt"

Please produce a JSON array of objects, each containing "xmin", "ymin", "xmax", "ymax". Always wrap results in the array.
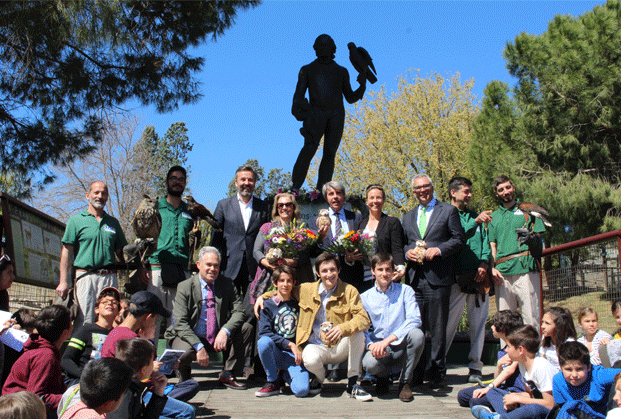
[
  {"xmin": 553, "ymin": 341, "xmax": 621, "ymax": 416},
  {"xmin": 256, "ymin": 266, "xmax": 309, "ymax": 397}
]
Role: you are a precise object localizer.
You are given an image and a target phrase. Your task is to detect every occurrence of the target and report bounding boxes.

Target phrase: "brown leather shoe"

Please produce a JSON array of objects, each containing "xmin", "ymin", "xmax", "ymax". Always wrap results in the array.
[
  {"xmin": 398, "ymin": 383, "xmax": 413, "ymax": 402},
  {"xmin": 220, "ymin": 375, "xmax": 247, "ymax": 390}
]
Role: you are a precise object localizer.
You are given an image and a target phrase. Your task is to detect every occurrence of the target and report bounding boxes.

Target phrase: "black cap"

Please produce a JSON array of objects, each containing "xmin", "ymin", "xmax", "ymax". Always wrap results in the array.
[{"xmin": 129, "ymin": 291, "xmax": 171, "ymax": 318}]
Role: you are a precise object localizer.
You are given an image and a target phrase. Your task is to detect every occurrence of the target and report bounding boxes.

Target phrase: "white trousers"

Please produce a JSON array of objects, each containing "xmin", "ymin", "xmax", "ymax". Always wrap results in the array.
[
  {"xmin": 302, "ymin": 331, "xmax": 365, "ymax": 383},
  {"xmin": 495, "ymin": 271, "xmax": 541, "ymax": 328},
  {"xmin": 445, "ymin": 283, "xmax": 489, "ymax": 371}
]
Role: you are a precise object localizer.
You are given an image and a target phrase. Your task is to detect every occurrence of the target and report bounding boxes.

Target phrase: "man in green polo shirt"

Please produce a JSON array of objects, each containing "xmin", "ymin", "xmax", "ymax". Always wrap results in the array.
[
  {"xmin": 488, "ymin": 175, "xmax": 545, "ymax": 328},
  {"xmin": 57, "ymin": 181, "xmax": 127, "ymax": 328},
  {"xmin": 444, "ymin": 176, "xmax": 493, "ymax": 384},
  {"xmin": 146, "ymin": 166, "xmax": 193, "ymax": 348}
]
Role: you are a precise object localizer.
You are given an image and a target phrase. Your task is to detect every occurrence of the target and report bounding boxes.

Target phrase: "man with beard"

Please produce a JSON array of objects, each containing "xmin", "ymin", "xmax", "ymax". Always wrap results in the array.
[
  {"xmin": 211, "ymin": 165, "xmax": 269, "ymax": 298},
  {"xmin": 146, "ymin": 166, "xmax": 194, "ymax": 348},
  {"xmin": 57, "ymin": 181, "xmax": 127, "ymax": 328},
  {"xmin": 488, "ymin": 175, "xmax": 545, "ymax": 328}
]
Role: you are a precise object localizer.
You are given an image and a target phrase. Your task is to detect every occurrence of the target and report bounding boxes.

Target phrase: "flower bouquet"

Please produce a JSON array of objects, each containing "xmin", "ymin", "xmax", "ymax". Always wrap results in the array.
[
  {"xmin": 264, "ymin": 221, "xmax": 317, "ymax": 263},
  {"xmin": 324, "ymin": 230, "xmax": 377, "ymax": 260}
]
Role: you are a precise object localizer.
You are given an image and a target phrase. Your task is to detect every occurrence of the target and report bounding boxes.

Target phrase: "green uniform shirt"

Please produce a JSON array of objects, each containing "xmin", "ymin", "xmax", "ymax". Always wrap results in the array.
[
  {"xmin": 455, "ymin": 208, "xmax": 491, "ymax": 273},
  {"xmin": 147, "ymin": 197, "xmax": 193, "ymax": 268},
  {"xmin": 62, "ymin": 210, "xmax": 127, "ymax": 269},
  {"xmin": 488, "ymin": 201, "xmax": 545, "ymax": 275}
]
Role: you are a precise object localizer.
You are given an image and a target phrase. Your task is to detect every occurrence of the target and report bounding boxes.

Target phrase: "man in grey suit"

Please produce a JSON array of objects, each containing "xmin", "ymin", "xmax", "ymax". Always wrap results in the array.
[
  {"xmin": 166, "ymin": 246, "xmax": 253, "ymax": 389},
  {"xmin": 210, "ymin": 165, "xmax": 270, "ymax": 298},
  {"xmin": 402, "ymin": 174, "xmax": 464, "ymax": 388}
]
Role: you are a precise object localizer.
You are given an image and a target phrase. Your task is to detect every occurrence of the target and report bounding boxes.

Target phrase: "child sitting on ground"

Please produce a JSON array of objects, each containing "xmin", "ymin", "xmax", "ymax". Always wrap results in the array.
[
  {"xmin": 2, "ymin": 305, "xmax": 72, "ymax": 418},
  {"xmin": 0, "ymin": 390, "xmax": 46, "ymax": 419},
  {"xmin": 457, "ymin": 310, "xmax": 525, "ymax": 408},
  {"xmin": 471, "ymin": 325, "xmax": 556, "ymax": 419},
  {"xmin": 607, "ymin": 372, "xmax": 621, "ymax": 419},
  {"xmin": 577, "ymin": 307, "xmax": 612, "ymax": 366},
  {"xmin": 61, "ymin": 287, "xmax": 121, "ymax": 385},
  {"xmin": 552, "ymin": 341, "xmax": 621, "ymax": 417},
  {"xmin": 256, "ymin": 266, "xmax": 309, "ymax": 398},
  {"xmin": 60, "ymin": 358, "xmax": 133, "ymax": 419},
  {"xmin": 1, "ymin": 308, "xmax": 37, "ymax": 386},
  {"xmin": 540, "ymin": 306, "xmax": 578, "ymax": 372}
]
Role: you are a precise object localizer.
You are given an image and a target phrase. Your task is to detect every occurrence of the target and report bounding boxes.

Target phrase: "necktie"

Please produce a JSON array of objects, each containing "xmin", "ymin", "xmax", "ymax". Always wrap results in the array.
[
  {"xmin": 418, "ymin": 206, "xmax": 427, "ymax": 238},
  {"xmin": 205, "ymin": 283, "xmax": 217, "ymax": 346},
  {"xmin": 334, "ymin": 212, "xmax": 343, "ymax": 236}
]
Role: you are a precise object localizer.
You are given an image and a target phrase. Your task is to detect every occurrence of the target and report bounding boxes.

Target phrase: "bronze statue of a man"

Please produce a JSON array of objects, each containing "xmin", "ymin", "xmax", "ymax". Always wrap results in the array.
[{"xmin": 291, "ymin": 34, "xmax": 367, "ymax": 191}]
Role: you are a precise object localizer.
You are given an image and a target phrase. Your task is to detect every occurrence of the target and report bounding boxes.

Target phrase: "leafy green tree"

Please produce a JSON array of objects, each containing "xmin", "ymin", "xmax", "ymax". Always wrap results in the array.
[
  {"xmin": 321, "ymin": 71, "xmax": 478, "ymax": 217},
  {"xmin": 503, "ymin": 0, "xmax": 621, "ymax": 183},
  {"xmin": 0, "ymin": 0, "xmax": 259, "ymax": 179},
  {"xmin": 136, "ymin": 122, "xmax": 193, "ymax": 197}
]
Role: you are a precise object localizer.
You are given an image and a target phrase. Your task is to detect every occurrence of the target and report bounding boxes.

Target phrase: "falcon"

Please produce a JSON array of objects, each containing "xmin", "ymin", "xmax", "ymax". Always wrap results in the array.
[
  {"xmin": 348, "ymin": 42, "xmax": 377, "ymax": 84},
  {"xmin": 183, "ymin": 195, "xmax": 221, "ymax": 232},
  {"xmin": 517, "ymin": 202, "xmax": 552, "ymax": 228}
]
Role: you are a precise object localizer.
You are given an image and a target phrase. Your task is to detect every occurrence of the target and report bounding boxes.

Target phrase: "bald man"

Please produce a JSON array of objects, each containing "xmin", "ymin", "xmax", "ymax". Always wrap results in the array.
[{"xmin": 57, "ymin": 181, "xmax": 127, "ymax": 328}]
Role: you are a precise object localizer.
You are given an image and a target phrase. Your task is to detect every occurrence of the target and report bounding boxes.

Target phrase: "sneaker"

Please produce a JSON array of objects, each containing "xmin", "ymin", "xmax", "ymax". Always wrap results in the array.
[
  {"xmin": 255, "ymin": 381, "xmax": 280, "ymax": 397},
  {"xmin": 468, "ymin": 369, "xmax": 483, "ymax": 385},
  {"xmin": 471, "ymin": 405, "xmax": 499, "ymax": 419},
  {"xmin": 348, "ymin": 384, "xmax": 372, "ymax": 402},
  {"xmin": 308, "ymin": 377, "xmax": 322, "ymax": 395}
]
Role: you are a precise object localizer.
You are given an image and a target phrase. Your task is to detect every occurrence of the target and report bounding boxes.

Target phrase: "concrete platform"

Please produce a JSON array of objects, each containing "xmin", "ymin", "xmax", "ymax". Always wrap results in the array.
[{"xmin": 180, "ymin": 363, "xmax": 493, "ymax": 418}]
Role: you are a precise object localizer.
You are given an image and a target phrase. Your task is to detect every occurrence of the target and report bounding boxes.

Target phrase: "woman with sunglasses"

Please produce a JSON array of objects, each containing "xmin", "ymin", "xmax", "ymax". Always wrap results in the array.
[
  {"xmin": 354, "ymin": 185, "xmax": 406, "ymax": 290},
  {"xmin": 249, "ymin": 193, "xmax": 314, "ymax": 304}
]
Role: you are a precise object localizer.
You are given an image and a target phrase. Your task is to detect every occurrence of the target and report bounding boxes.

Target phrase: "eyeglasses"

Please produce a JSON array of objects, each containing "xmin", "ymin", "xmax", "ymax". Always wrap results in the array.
[
  {"xmin": 277, "ymin": 202, "xmax": 294, "ymax": 209},
  {"xmin": 0, "ymin": 254, "xmax": 10, "ymax": 263},
  {"xmin": 413, "ymin": 183, "xmax": 432, "ymax": 191},
  {"xmin": 168, "ymin": 176, "xmax": 186, "ymax": 183}
]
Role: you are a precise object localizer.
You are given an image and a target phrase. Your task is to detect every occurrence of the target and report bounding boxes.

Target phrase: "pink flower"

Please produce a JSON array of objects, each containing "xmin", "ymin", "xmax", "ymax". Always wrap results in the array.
[{"xmin": 309, "ymin": 190, "xmax": 321, "ymax": 200}]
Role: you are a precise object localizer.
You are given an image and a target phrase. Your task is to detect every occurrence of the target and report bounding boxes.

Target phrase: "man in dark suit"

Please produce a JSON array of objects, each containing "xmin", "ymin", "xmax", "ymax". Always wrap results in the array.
[
  {"xmin": 166, "ymin": 246, "xmax": 253, "ymax": 389},
  {"xmin": 210, "ymin": 165, "xmax": 270, "ymax": 298},
  {"xmin": 314, "ymin": 180, "xmax": 364, "ymax": 291},
  {"xmin": 402, "ymin": 174, "xmax": 464, "ymax": 388}
]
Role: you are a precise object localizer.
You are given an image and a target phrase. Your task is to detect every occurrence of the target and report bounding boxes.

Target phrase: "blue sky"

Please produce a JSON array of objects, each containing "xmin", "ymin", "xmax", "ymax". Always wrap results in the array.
[{"xmin": 133, "ymin": 0, "xmax": 602, "ymax": 209}]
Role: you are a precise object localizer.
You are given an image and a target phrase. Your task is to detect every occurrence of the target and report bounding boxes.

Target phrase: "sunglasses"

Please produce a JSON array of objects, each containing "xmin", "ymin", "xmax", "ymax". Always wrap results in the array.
[{"xmin": 277, "ymin": 202, "xmax": 294, "ymax": 209}]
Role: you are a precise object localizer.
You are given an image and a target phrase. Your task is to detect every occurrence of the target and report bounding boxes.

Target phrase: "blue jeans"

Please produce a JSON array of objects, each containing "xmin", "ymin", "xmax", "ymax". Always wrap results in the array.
[
  {"xmin": 257, "ymin": 336, "xmax": 309, "ymax": 397},
  {"xmin": 486, "ymin": 388, "xmax": 550, "ymax": 419},
  {"xmin": 143, "ymin": 391, "xmax": 196, "ymax": 419}
]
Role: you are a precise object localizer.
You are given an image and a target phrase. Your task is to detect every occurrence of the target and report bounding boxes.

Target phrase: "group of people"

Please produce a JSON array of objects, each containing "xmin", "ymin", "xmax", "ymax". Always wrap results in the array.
[
  {"xmin": 460, "ymin": 304, "xmax": 621, "ymax": 419},
  {"xmin": 0, "ymin": 164, "xmax": 559, "ymax": 417}
]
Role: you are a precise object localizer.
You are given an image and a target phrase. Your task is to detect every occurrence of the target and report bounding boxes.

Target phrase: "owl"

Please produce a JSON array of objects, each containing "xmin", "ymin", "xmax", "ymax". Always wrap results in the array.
[
  {"xmin": 316, "ymin": 209, "xmax": 331, "ymax": 229},
  {"xmin": 132, "ymin": 195, "xmax": 162, "ymax": 241}
]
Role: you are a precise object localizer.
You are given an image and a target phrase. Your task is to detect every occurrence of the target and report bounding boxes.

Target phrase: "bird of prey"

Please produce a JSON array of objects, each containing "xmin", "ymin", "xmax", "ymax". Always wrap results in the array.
[
  {"xmin": 516, "ymin": 228, "xmax": 543, "ymax": 260},
  {"xmin": 348, "ymin": 42, "xmax": 377, "ymax": 84},
  {"xmin": 183, "ymin": 196, "xmax": 221, "ymax": 232},
  {"xmin": 128, "ymin": 195, "xmax": 162, "ymax": 263},
  {"xmin": 517, "ymin": 202, "xmax": 552, "ymax": 229},
  {"xmin": 132, "ymin": 195, "xmax": 162, "ymax": 240}
]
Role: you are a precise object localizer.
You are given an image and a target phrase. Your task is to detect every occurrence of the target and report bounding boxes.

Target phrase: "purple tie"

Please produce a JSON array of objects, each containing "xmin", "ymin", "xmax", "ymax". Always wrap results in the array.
[{"xmin": 205, "ymin": 283, "xmax": 217, "ymax": 346}]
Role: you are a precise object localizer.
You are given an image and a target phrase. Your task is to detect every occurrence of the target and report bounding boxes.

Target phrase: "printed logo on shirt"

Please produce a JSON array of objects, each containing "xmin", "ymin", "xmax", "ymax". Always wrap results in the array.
[
  {"xmin": 103, "ymin": 225, "xmax": 116, "ymax": 234},
  {"xmin": 91, "ymin": 333, "xmax": 107, "ymax": 359},
  {"xmin": 514, "ymin": 209, "xmax": 523, "ymax": 216},
  {"xmin": 182, "ymin": 212, "xmax": 192, "ymax": 220},
  {"xmin": 274, "ymin": 305, "xmax": 299, "ymax": 339}
]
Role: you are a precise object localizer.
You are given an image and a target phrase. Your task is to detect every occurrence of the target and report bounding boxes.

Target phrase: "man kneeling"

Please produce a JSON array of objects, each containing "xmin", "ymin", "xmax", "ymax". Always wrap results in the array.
[
  {"xmin": 256, "ymin": 253, "xmax": 371, "ymax": 400},
  {"xmin": 361, "ymin": 253, "xmax": 425, "ymax": 402}
]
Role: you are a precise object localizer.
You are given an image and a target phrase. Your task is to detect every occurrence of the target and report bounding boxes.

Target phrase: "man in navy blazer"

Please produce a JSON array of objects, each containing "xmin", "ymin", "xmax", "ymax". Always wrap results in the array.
[
  {"xmin": 210, "ymin": 165, "xmax": 270, "ymax": 298},
  {"xmin": 402, "ymin": 174, "xmax": 464, "ymax": 388},
  {"xmin": 313, "ymin": 180, "xmax": 364, "ymax": 291}
]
